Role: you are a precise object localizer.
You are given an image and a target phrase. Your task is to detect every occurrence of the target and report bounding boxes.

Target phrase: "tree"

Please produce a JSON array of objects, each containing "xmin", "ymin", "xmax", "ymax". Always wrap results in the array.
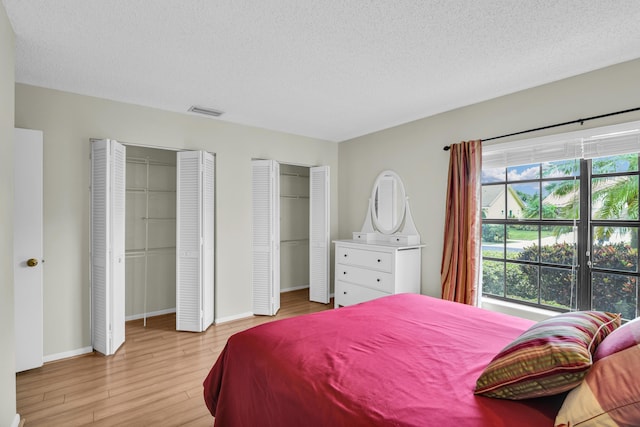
[{"xmin": 591, "ymin": 154, "xmax": 639, "ymax": 242}]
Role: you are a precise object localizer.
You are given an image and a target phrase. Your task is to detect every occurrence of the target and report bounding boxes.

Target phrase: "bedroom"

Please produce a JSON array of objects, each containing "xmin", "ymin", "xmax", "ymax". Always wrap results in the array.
[{"xmin": 2, "ymin": 1, "xmax": 640, "ymax": 426}]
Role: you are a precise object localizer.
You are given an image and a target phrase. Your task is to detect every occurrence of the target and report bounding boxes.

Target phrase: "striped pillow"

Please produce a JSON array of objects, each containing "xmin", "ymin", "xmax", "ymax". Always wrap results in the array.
[
  {"xmin": 555, "ymin": 344, "xmax": 640, "ymax": 426},
  {"xmin": 474, "ymin": 311, "xmax": 620, "ymax": 400}
]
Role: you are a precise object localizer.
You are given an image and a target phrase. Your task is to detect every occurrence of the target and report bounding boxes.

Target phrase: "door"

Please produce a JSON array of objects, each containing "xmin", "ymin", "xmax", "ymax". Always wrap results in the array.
[
  {"xmin": 14, "ymin": 128, "xmax": 44, "ymax": 372},
  {"xmin": 309, "ymin": 166, "xmax": 330, "ymax": 304},
  {"xmin": 252, "ymin": 160, "xmax": 280, "ymax": 315},
  {"xmin": 176, "ymin": 150, "xmax": 215, "ymax": 332},
  {"xmin": 91, "ymin": 139, "xmax": 126, "ymax": 356}
]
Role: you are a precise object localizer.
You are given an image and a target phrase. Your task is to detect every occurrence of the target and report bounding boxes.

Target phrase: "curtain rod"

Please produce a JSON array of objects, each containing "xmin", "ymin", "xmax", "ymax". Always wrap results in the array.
[{"xmin": 442, "ymin": 106, "xmax": 640, "ymax": 151}]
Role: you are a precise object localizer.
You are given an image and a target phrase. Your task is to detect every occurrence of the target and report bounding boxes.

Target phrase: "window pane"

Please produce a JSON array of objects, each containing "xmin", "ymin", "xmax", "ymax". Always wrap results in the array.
[
  {"xmin": 540, "ymin": 225, "xmax": 576, "ymax": 266},
  {"xmin": 591, "ymin": 176, "xmax": 639, "ymax": 220},
  {"xmin": 482, "ymin": 185, "xmax": 505, "ymax": 219},
  {"xmin": 482, "ymin": 167, "xmax": 505, "ymax": 184},
  {"xmin": 507, "ymin": 164, "xmax": 539, "ymax": 181},
  {"xmin": 482, "ymin": 260, "xmax": 504, "ymax": 297},
  {"xmin": 592, "ymin": 154, "xmax": 639, "ymax": 174},
  {"xmin": 508, "ymin": 183, "xmax": 538, "ymax": 219},
  {"xmin": 592, "ymin": 272, "xmax": 637, "ymax": 320},
  {"xmin": 542, "ymin": 159, "xmax": 580, "ymax": 178},
  {"xmin": 592, "ymin": 228, "xmax": 638, "ymax": 272},
  {"xmin": 541, "ymin": 266, "xmax": 576, "ymax": 310},
  {"xmin": 506, "ymin": 263, "xmax": 538, "ymax": 303},
  {"xmin": 506, "ymin": 225, "xmax": 539, "ymax": 261},
  {"xmin": 482, "ymin": 224, "xmax": 504, "ymax": 259},
  {"xmin": 542, "ymin": 180, "xmax": 579, "ymax": 220}
]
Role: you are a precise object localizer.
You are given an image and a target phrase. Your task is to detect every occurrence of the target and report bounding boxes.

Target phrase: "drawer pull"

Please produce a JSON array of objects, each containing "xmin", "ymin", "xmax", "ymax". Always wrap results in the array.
[
  {"xmin": 343, "ymin": 271, "xmax": 347, "ymax": 275},
  {"xmin": 343, "ymin": 254, "xmax": 348, "ymax": 257},
  {"xmin": 377, "ymin": 259, "xmax": 381, "ymax": 263},
  {"xmin": 376, "ymin": 278, "xmax": 381, "ymax": 282},
  {"xmin": 343, "ymin": 291, "xmax": 347, "ymax": 294}
]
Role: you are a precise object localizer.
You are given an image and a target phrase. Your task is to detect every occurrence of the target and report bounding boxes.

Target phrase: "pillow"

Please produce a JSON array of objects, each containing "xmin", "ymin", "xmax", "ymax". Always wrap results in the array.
[
  {"xmin": 474, "ymin": 311, "xmax": 620, "ymax": 400},
  {"xmin": 594, "ymin": 317, "xmax": 640, "ymax": 361},
  {"xmin": 555, "ymin": 343, "xmax": 640, "ymax": 426}
]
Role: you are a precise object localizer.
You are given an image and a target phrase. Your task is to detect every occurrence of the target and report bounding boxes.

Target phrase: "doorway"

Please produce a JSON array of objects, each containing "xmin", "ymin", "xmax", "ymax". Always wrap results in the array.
[
  {"xmin": 14, "ymin": 128, "xmax": 44, "ymax": 372},
  {"xmin": 251, "ymin": 159, "xmax": 330, "ymax": 316},
  {"xmin": 280, "ymin": 164, "xmax": 311, "ymax": 295},
  {"xmin": 91, "ymin": 139, "xmax": 215, "ymax": 356},
  {"xmin": 124, "ymin": 145, "xmax": 177, "ymax": 325}
]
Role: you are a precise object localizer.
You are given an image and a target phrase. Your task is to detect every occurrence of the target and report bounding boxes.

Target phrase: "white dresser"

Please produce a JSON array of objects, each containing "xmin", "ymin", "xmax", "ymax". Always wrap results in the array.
[{"xmin": 334, "ymin": 240, "xmax": 422, "ymax": 308}]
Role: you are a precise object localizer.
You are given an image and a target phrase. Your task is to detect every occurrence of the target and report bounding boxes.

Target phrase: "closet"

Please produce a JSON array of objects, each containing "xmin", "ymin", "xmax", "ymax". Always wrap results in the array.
[
  {"xmin": 125, "ymin": 146, "xmax": 177, "ymax": 325},
  {"xmin": 252, "ymin": 160, "xmax": 329, "ymax": 316},
  {"xmin": 91, "ymin": 139, "xmax": 215, "ymax": 356},
  {"xmin": 280, "ymin": 164, "xmax": 310, "ymax": 293}
]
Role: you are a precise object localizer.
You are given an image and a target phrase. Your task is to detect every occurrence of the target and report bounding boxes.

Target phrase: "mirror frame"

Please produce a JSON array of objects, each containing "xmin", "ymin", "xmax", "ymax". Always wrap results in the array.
[{"xmin": 370, "ymin": 170, "xmax": 406, "ymax": 235}]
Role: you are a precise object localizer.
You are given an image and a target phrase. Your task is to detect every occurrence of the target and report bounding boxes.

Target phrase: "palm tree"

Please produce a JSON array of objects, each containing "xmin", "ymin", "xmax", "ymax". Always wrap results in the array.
[
  {"xmin": 591, "ymin": 154, "xmax": 639, "ymax": 243},
  {"xmin": 521, "ymin": 156, "xmax": 639, "ymax": 242}
]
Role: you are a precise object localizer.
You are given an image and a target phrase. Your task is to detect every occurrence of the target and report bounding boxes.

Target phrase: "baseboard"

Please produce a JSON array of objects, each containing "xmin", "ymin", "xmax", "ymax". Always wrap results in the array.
[
  {"xmin": 125, "ymin": 308, "xmax": 176, "ymax": 322},
  {"xmin": 215, "ymin": 311, "xmax": 254, "ymax": 324},
  {"xmin": 11, "ymin": 413, "xmax": 20, "ymax": 427},
  {"xmin": 280, "ymin": 285, "xmax": 309, "ymax": 293},
  {"xmin": 43, "ymin": 346, "xmax": 93, "ymax": 363}
]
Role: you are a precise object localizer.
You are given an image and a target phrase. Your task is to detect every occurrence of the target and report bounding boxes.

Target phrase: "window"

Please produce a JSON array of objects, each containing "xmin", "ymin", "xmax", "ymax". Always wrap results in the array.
[{"xmin": 481, "ymin": 121, "xmax": 640, "ymax": 320}]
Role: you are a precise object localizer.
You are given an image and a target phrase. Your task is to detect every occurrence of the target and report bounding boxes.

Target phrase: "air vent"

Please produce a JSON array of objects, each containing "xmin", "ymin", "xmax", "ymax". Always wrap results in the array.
[{"xmin": 188, "ymin": 105, "xmax": 224, "ymax": 117}]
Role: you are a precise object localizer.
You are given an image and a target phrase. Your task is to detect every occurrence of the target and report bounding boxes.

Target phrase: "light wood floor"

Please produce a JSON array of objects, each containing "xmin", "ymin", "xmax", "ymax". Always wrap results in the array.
[{"xmin": 17, "ymin": 289, "xmax": 333, "ymax": 426}]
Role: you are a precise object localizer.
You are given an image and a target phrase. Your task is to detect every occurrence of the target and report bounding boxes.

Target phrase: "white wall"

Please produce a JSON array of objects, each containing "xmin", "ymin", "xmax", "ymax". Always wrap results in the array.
[
  {"xmin": 0, "ymin": 2, "xmax": 16, "ymax": 425},
  {"xmin": 339, "ymin": 58, "xmax": 640, "ymax": 299},
  {"xmin": 14, "ymin": 84, "xmax": 339, "ymax": 359}
]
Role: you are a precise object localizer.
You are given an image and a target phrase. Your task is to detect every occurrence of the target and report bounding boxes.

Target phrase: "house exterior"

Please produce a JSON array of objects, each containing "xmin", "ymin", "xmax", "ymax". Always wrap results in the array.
[{"xmin": 482, "ymin": 185, "xmax": 526, "ymax": 219}]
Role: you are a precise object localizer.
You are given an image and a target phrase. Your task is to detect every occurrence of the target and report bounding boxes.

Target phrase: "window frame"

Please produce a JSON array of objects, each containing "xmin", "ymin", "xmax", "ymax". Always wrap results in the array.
[{"xmin": 480, "ymin": 121, "xmax": 640, "ymax": 315}]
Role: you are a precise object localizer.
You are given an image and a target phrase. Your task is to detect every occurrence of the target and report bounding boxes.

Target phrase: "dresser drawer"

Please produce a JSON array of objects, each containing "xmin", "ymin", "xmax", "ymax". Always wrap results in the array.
[
  {"xmin": 336, "ymin": 246, "xmax": 392, "ymax": 272},
  {"xmin": 335, "ymin": 281, "xmax": 389, "ymax": 308},
  {"xmin": 335, "ymin": 265, "xmax": 395, "ymax": 293}
]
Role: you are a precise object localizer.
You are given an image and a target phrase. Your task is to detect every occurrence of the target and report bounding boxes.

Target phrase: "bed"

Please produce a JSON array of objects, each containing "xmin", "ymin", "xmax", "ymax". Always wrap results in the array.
[{"xmin": 203, "ymin": 293, "xmax": 565, "ymax": 426}]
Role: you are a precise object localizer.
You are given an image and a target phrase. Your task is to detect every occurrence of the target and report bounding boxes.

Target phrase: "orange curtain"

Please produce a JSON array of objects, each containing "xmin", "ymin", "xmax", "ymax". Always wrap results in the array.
[{"xmin": 441, "ymin": 140, "xmax": 482, "ymax": 305}]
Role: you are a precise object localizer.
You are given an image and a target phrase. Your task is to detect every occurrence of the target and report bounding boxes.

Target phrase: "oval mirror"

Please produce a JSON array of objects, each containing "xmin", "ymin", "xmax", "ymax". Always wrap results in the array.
[{"xmin": 370, "ymin": 170, "xmax": 406, "ymax": 234}]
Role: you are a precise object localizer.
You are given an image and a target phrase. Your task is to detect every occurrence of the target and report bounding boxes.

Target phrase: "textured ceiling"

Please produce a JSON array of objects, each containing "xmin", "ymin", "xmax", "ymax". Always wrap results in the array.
[{"xmin": 4, "ymin": 0, "xmax": 640, "ymax": 142}]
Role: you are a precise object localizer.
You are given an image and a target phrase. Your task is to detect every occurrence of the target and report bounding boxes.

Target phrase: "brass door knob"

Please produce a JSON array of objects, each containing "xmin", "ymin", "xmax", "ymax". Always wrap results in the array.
[{"xmin": 26, "ymin": 258, "xmax": 38, "ymax": 267}]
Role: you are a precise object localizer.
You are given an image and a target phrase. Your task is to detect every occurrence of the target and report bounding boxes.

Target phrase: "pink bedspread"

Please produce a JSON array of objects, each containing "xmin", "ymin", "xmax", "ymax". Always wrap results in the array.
[{"xmin": 203, "ymin": 294, "xmax": 564, "ymax": 426}]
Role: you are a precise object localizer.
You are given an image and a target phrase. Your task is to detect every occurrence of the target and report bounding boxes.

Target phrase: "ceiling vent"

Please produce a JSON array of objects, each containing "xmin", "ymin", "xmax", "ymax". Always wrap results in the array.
[{"xmin": 188, "ymin": 105, "xmax": 224, "ymax": 117}]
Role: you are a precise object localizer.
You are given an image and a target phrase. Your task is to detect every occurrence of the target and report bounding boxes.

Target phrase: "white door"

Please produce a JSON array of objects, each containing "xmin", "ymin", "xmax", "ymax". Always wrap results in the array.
[
  {"xmin": 176, "ymin": 150, "xmax": 215, "ymax": 332},
  {"xmin": 201, "ymin": 152, "xmax": 215, "ymax": 329},
  {"xmin": 309, "ymin": 166, "xmax": 330, "ymax": 304},
  {"xmin": 252, "ymin": 160, "xmax": 280, "ymax": 315},
  {"xmin": 14, "ymin": 128, "xmax": 44, "ymax": 372},
  {"xmin": 91, "ymin": 139, "xmax": 126, "ymax": 356}
]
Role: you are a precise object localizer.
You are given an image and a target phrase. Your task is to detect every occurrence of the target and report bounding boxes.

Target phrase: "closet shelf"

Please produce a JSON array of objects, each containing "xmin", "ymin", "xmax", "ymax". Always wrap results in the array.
[
  {"xmin": 141, "ymin": 217, "xmax": 176, "ymax": 221},
  {"xmin": 281, "ymin": 195, "xmax": 309, "ymax": 199},
  {"xmin": 281, "ymin": 238, "xmax": 310, "ymax": 244},
  {"xmin": 127, "ymin": 158, "xmax": 177, "ymax": 167},
  {"xmin": 125, "ymin": 246, "xmax": 176, "ymax": 257},
  {"xmin": 126, "ymin": 188, "xmax": 176, "ymax": 193},
  {"xmin": 281, "ymin": 172, "xmax": 309, "ymax": 178}
]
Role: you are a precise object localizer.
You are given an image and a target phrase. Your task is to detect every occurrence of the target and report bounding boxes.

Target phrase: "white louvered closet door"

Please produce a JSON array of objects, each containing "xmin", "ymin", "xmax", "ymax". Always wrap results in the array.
[
  {"xmin": 252, "ymin": 160, "xmax": 280, "ymax": 315},
  {"xmin": 202, "ymin": 152, "xmax": 215, "ymax": 329},
  {"xmin": 176, "ymin": 151, "xmax": 215, "ymax": 332},
  {"xmin": 273, "ymin": 161, "xmax": 280, "ymax": 314},
  {"xmin": 309, "ymin": 166, "xmax": 330, "ymax": 304},
  {"xmin": 91, "ymin": 139, "xmax": 126, "ymax": 356}
]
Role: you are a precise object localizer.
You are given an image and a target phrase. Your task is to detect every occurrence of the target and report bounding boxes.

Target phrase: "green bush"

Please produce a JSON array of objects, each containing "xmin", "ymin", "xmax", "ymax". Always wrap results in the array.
[
  {"xmin": 482, "ymin": 242, "xmax": 637, "ymax": 318},
  {"xmin": 482, "ymin": 224, "xmax": 504, "ymax": 243}
]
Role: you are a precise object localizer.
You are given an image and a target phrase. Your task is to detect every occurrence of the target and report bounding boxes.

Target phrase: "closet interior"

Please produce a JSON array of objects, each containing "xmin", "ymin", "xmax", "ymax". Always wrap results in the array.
[
  {"xmin": 279, "ymin": 164, "xmax": 310, "ymax": 293},
  {"xmin": 125, "ymin": 146, "xmax": 177, "ymax": 323}
]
